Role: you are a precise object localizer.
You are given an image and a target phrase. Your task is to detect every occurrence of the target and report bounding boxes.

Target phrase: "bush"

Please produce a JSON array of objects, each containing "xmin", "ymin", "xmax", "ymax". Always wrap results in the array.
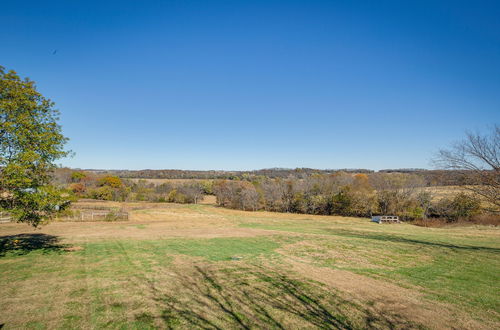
[
  {"xmin": 451, "ymin": 193, "xmax": 481, "ymax": 218},
  {"xmin": 69, "ymin": 183, "xmax": 86, "ymax": 195},
  {"xmin": 104, "ymin": 211, "xmax": 120, "ymax": 222},
  {"xmin": 406, "ymin": 206, "xmax": 425, "ymax": 220},
  {"xmin": 431, "ymin": 193, "xmax": 481, "ymax": 221},
  {"xmin": 98, "ymin": 176, "xmax": 123, "ymax": 188},
  {"xmin": 71, "ymin": 171, "xmax": 87, "ymax": 182},
  {"xmin": 87, "ymin": 186, "xmax": 114, "ymax": 200},
  {"xmin": 201, "ymin": 180, "xmax": 214, "ymax": 194},
  {"xmin": 166, "ymin": 189, "xmax": 179, "ymax": 202},
  {"xmin": 331, "ymin": 187, "xmax": 353, "ymax": 216},
  {"xmin": 413, "ymin": 213, "xmax": 500, "ymax": 227}
]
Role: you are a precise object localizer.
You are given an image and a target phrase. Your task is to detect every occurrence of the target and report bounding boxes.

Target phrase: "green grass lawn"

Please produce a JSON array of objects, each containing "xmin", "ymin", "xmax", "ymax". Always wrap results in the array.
[
  {"xmin": 241, "ymin": 219, "xmax": 500, "ymax": 317},
  {"xmin": 0, "ymin": 204, "xmax": 499, "ymax": 329}
]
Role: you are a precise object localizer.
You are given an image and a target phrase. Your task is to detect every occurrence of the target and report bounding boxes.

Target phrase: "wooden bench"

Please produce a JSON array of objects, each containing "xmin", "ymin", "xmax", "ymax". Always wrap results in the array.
[{"xmin": 372, "ymin": 215, "xmax": 400, "ymax": 224}]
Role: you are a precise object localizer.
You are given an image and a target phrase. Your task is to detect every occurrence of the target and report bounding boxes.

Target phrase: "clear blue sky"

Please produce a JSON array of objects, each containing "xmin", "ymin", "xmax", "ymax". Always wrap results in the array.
[{"xmin": 2, "ymin": 0, "xmax": 499, "ymax": 170}]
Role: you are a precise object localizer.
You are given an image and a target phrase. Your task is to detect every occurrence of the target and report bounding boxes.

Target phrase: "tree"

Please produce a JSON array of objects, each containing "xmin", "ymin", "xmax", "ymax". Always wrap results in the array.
[
  {"xmin": 240, "ymin": 184, "xmax": 260, "ymax": 211},
  {"xmin": 431, "ymin": 193, "xmax": 481, "ymax": 221},
  {"xmin": 370, "ymin": 173, "xmax": 424, "ymax": 217},
  {"xmin": 416, "ymin": 191, "xmax": 432, "ymax": 219},
  {"xmin": 178, "ymin": 183, "xmax": 204, "ymax": 204},
  {"xmin": 0, "ymin": 66, "xmax": 70, "ymax": 226},
  {"xmin": 232, "ymin": 181, "xmax": 260, "ymax": 211},
  {"xmin": 213, "ymin": 180, "xmax": 233, "ymax": 207},
  {"xmin": 331, "ymin": 186, "xmax": 353, "ymax": 216},
  {"xmin": 71, "ymin": 171, "xmax": 87, "ymax": 182},
  {"xmin": 434, "ymin": 126, "xmax": 499, "ymax": 212},
  {"xmin": 98, "ymin": 175, "xmax": 123, "ymax": 188}
]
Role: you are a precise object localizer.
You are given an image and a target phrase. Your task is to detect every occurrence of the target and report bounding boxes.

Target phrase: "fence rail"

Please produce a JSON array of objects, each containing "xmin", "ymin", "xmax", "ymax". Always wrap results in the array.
[
  {"xmin": 60, "ymin": 209, "xmax": 129, "ymax": 222},
  {"xmin": 0, "ymin": 212, "xmax": 12, "ymax": 223},
  {"xmin": 0, "ymin": 210, "xmax": 129, "ymax": 223}
]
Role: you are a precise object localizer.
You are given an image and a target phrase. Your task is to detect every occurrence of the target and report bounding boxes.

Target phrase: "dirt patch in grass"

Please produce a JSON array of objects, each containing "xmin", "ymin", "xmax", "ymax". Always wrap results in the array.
[
  {"xmin": 0, "ymin": 222, "xmax": 276, "ymax": 244},
  {"xmin": 64, "ymin": 246, "xmax": 84, "ymax": 252},
  {"xmin": 142, "ymin": 259, "xmax": 424, "ymax": 329},
  {"xmin": 199, "ymin": 195, "xmax": 217, "ymax": 205},
  {"xmin": 286, "ymin": 259, "xmax": 490, "ymax": 329},
  {"xmin": 278, "ymin": 238, "xmax": 434, "ymax": 271},
  {"xmin": 279, "ymin": 240, "xmax": 378, "ymax": 269}
]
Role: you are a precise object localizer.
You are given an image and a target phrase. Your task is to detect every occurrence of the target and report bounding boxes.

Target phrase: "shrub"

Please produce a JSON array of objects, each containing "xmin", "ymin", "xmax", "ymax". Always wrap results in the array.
[
  {"xmin": 431, "ymin": 193, "xmax": 481, "ymax": 221},
  {"xmin": 71, "ymin": 171, "xmax": 87, "ymax": 182},
  {"xmin": 407, "ymin": 206, "xmax": 425, "ymax": 220},
  {"xmin": 98, "ymin": 176, "xmax": 123, "ymax": 188},
  {"xmin": 451, "ymin": 193, "xmax": 481, "ymax": 218},
  {"xmin": 331, "ymin": 187, "xmax": 353, "ymax": 216},
  {"xmin": 104, "ymin": 211, "xmax": 120, "ymax": 222},
  {"xmin": 349, "ymin": 192, "xmax": 376, "ymax": 217},
  {"xmin": 87, "ymin": 186, "xmax": 114, "ymax": 200},
  {"xmin": 201, "ymin": 180, "xmax": 214, "ymax": 194},
  {"xmin": 166, "ymin": 189, "xmax": 179, "ymax": 202},
  {"xmin": 69, "ymin": 183, "xmax": 86, "ymax": 195}
]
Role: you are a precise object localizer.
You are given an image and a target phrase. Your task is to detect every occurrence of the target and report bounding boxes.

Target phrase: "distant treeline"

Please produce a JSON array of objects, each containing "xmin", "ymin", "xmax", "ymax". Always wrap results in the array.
[
  {"xmin": 82, "ymin": 168, "xmax": 373, "ymax": 179},
  {"xmin": 51, "ymin": 167, "xmax": 489, "ymax": 222},
  {"xmin": 73, "ymin": 168, "xmax": 471, "ymax": 186},
  {"xmin": 211, "ymin": 173, "xmax": 483, "ymax": 221},
  {"xmin": 52, "ymin": 168, "xmax": 207, "ymax": 204}
]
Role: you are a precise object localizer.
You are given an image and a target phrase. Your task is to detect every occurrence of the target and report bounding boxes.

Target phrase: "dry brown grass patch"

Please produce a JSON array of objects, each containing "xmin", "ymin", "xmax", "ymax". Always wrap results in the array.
[{"xmin": 286, "ymin": 259, "xmax": 489, "ymax": 330}]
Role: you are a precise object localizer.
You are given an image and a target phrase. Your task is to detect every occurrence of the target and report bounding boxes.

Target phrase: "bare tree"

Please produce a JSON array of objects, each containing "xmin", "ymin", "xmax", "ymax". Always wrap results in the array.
[
  {"xmin": 369, "ymin": 173, "xmax": 425, "ymax": 216},
  {"xmin": 240, "ymin": 183, "xmax": 260, "ymax": 211},
  {"xmin": 213, "ymin": 180, "xmax": 233, "ymax": 207},
  {"xmin": 434, "ymin": 125, "xmax": 499, "ymax": 211},
  {"xmin": 179, "ymin": 183, "xmax": 204, "ymax": 204}
]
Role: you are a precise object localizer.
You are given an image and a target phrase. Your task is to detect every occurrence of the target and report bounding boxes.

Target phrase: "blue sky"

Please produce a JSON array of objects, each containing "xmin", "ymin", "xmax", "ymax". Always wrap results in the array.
[{"xmin": 2, "ymin": 0, "xmax": 499, "ymax": 170}]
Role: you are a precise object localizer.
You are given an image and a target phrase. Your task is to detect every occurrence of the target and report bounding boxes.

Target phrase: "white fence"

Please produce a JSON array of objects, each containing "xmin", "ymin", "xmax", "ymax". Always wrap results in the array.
[
  {"xmin": 62, "ymin": 209, "xmax": 129, "ymax": 222},
  {"xmin": 0, "ymin": 210, "xmax": 129, "ymax": 223},
  {"xmin": 0, "ymin": 212, "xmax": 12, "ymax": 223}
]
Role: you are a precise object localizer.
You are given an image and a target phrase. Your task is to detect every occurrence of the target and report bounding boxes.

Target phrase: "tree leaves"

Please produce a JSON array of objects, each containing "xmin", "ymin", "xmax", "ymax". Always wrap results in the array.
[{"xmin": 0, "ymin": 66, "xmax": 70, "ymax": 226}]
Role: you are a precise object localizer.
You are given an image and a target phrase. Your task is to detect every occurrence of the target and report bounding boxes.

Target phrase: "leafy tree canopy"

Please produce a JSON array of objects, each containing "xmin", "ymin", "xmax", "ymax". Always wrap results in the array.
[
  {"xmin": 0, "ymin": 66, "xmax": 70, "ymax": 226},
  {"xmin": 71, "ymin": 171, "xmax": 87, "ymax": 182},
  {"xmin": 98, "ymin": 176, "xmax": 123, "ymax": 188}
]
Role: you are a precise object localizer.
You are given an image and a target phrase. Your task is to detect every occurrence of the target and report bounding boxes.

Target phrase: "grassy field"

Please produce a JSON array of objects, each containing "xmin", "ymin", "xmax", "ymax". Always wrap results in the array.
[
  {"xmin": 419, "ymin": 185, "xmax": 469, "ymax": 200},
  {"xmin": 1, "ymin": 202, "xmax": 499, "ymax": 329}
]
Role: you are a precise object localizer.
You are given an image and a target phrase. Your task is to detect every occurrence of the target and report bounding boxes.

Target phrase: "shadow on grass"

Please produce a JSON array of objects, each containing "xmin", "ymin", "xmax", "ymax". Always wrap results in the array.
[
  {"xmin": 0, "ymin": 233, "xmax": 65, "ymax": 257},
  {"xmin": 147, "ymin": 264, "xmax": 420, "ymax": 329},
  {"xmin": 329, "ymin": 229, "xmax": 500, "ymax": 252}
]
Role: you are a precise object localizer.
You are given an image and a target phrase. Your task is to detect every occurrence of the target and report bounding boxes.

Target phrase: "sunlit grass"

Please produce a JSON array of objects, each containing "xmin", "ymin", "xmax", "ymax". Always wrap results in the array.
[{"xmin": 1, "ymin": 203, "xmax": 499, "ymax": 328}]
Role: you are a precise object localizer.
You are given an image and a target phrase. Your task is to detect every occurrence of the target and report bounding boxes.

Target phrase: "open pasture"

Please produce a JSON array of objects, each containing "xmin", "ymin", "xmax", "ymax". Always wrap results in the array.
[
  {"xmin": 1, "ymin": 202, "xmax": 499, "ymax": 329},
  {"xmin": 419, "ymin": 185, "xmax": 472, "ymax": 200}
]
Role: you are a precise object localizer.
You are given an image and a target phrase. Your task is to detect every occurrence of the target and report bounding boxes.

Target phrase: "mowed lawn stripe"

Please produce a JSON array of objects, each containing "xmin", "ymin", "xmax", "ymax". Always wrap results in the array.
[{"xmin": 1, "ymin": 203, "xmax": 499, "ymax": 328}]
